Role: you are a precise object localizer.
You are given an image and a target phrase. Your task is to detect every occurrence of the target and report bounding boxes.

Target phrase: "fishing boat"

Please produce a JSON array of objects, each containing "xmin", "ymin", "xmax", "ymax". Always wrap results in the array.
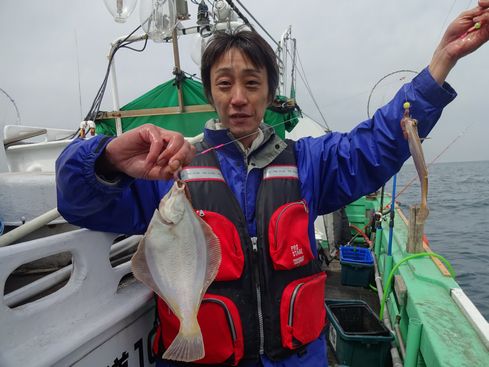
[{"xmin": 1, "ymin": 1, "xmax": 488, "ymax": 366}]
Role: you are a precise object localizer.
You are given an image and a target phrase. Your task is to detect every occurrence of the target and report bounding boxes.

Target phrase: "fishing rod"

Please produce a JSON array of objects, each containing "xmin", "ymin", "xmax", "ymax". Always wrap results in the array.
[
  {"xmin": 366, "ymin": 70, "xmax": 418, "ymax": 119},
  {"xmin": 373, "ymin": 185, "xmax": 386, "ymax": 258},
  {"xmin": 383, "ymin": 174, "xmax": 397, "ymax": 285}
]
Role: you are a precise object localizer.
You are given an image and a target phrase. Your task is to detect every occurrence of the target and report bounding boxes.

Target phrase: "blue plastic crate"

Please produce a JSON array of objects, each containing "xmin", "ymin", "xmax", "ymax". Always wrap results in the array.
[
  {"xmin": 339, "ymin": 246, "xmax": 374, "ymax": 287},
  {"xmin": 339, "ymin": 246, "xmax": 373, "ymax": 264}
]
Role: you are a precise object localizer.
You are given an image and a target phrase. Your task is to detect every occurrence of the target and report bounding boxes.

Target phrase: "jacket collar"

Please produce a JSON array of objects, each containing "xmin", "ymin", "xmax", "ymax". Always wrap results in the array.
[{"xmin": 202, "ymin": 119, "xmax": 288, "ymax": 168}]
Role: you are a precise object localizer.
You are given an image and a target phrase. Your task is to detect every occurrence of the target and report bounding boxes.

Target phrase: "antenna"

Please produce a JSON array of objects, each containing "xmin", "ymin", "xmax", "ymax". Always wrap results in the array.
[{"xmin": 74, "ymin": 30, "xmax": 83, "ymax": 122}]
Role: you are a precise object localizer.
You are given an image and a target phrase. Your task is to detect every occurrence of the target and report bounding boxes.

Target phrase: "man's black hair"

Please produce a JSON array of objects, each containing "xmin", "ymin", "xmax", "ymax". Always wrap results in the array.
[{"xmin": 201, "ymin": 29, "xmax": 279, "ymax": 104}]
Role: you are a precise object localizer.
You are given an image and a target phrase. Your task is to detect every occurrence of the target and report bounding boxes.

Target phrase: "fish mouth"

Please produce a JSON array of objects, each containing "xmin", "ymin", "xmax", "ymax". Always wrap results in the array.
[{"xmin": 175, "ymin": 179, "xmax": 186, "ymax": 189}]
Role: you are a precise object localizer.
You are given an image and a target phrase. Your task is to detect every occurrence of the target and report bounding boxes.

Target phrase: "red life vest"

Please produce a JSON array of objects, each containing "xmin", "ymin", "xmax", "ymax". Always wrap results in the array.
[{"xmin": 152, "ymin": 140, "xmax": 327, "ymax": 365}]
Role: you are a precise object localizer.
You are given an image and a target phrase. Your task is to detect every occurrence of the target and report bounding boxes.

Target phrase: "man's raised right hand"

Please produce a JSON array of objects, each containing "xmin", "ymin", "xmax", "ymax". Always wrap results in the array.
[{"xmin": 98, "ymin": 124, "xmax": 196, "ymax": 180}]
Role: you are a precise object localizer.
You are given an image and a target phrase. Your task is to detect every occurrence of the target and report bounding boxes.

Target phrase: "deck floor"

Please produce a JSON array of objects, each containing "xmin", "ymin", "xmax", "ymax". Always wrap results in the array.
[{"xmin": 324, "ymin": 258, "xmax": 380, "ymax": 366}]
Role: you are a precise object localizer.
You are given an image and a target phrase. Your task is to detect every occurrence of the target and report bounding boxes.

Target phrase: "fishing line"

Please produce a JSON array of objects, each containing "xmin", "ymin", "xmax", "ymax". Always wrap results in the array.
[
  {"xmin": 438, "ymin": 0, "xmax": 458, "ymax": 41},
  {"xmin": 195, "ymin": 115, "xmax": 300, "ymax": 156}
]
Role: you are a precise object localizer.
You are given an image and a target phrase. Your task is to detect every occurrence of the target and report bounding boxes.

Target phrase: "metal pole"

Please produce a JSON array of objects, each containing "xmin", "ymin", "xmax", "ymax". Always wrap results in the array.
[
  {"xmin": 109, "ymin": 60, "xmax": 123, "ymax": 136},
  {"xmin": 0, "ymin": 208, "xmax": 60, "ymax": 247},
  {"xmin": 384, "ymin": 175, "xmax": 397, "ymax": 284},
  {"xmin": 172, "ymin": 28, "xmax": 184, "ymax": 113},
  {"xmin": 404, "ymin": 318, "xmax": 423, "ymax": 367},
  {"xmin": 374, "ymin": 226, "xmax": 383, "ymax": 259},
  {"xmin": 372, "ymin": 254, "xmax": 404, "ymax": 367}
]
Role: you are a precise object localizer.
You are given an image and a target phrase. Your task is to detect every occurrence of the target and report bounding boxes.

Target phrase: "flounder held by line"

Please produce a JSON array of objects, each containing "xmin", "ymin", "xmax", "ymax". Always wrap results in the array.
[{"xmin": 131, "ymin": 180, "xmax": 221, "ymax": 362}]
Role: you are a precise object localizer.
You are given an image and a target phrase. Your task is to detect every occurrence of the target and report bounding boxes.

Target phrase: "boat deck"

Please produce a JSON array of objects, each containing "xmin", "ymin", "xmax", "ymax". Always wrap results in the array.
[{"xmin": 324, "ymin": 257, "xmax": 381, "ymax": 366}]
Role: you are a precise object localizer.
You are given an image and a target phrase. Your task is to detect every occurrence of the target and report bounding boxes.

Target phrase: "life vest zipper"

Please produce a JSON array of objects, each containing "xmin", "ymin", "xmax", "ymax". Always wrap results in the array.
[
  {"xmin": 288, "ymin": 282, "xmax": 305, "ymax": 326},
  {"xmin": 251, "ymin": 236, "xmax": 265, "ymax": 354},
  {"xmin": 274, "ymin": 200, "xmax": 308, "ymax": 244}
]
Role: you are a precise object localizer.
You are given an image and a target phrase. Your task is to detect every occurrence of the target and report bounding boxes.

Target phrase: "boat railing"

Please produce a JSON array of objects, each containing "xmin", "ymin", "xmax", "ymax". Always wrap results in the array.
[
  {"xmin": 2, "ymin": 124, "xmax": 75, "ymax": 173},
  {"xmin": 0, "ymin": 229, "xmax": 153, "ymax": 367}
]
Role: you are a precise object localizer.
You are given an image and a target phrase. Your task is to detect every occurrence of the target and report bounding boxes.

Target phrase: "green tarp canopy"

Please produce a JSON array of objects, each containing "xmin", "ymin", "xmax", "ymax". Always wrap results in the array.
[{"xmin": 95, "ymin": 77, "xmax": 299, "ymax": 139}]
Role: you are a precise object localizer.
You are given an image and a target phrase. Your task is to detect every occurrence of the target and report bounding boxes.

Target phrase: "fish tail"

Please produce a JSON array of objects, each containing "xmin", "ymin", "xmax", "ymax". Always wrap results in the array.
[{"xmin": 162, "ymin": 322, "xmax": 205, "ymax": 362}]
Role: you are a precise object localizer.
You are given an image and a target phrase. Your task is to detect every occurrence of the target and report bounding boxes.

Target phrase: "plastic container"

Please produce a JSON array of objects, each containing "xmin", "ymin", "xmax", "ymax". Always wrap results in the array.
[
  {"xmin": 326, "ymin": 299, "xmax": 394, "ymax": 367},
  {"xmin": 339, "ymin": 246, "xmax": 374, "ymax": 287}
]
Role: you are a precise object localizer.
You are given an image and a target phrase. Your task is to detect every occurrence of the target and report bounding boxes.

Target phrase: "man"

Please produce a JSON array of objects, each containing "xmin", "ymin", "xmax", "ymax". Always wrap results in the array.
[{"xmin": 56, "ymin": 3, "xmax": 489, "ymax": 366}]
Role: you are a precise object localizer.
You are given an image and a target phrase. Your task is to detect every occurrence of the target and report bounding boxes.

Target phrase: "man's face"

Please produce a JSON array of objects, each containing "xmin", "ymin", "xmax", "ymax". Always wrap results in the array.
[{"xmin": 210, "ymin": 48, "xmax": 270, "ymax": 147}]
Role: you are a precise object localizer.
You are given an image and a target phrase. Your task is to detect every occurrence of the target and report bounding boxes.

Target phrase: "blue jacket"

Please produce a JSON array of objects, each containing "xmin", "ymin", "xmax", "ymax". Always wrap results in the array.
[{"xmin": 56, "ymin": 67, "xmax": 456, "ymax": 367}]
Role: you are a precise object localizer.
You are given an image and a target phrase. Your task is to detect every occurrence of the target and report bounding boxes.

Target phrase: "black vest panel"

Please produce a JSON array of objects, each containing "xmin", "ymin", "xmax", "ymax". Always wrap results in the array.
[{"xmin": 178, "ymin": 140, "xmax": 323, "ymax": 362}]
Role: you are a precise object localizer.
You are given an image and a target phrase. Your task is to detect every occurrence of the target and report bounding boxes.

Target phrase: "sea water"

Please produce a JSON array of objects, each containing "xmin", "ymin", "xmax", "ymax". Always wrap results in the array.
[{"xmin": 391, "ymin": 160, "xmax": 489, "ymax": 320}]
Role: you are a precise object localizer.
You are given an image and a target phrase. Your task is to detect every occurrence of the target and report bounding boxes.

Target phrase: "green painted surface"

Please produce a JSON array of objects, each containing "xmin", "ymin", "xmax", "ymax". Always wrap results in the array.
[{"xmin": 345, "ymin": 194, "xmax": 489, "ymax": 367}]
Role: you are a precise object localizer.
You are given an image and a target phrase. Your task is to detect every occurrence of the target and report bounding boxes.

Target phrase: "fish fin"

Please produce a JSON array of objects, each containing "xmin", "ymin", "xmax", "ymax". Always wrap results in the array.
[
  {"xmin": 162, "ymin": 324, "xmax": 205, "ymax": 362},
  {"xmin": 131, "ymin": 237, "xmax": 162, "ymax": 295},
  {"xmin": 197, "ymin": 216, "xmax": 222, "ymax": 296}
]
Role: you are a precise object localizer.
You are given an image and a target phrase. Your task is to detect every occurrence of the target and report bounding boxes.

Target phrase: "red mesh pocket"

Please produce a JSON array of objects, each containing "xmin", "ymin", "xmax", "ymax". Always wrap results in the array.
[
  {"xmin": 196, "ymin": 210, "xmax": 244, "ymax": 281},
  {"xmin": 268, "ymin": 201, "xmax": 314, "ymax": 270},
  {"xmin": 156, "ymin": 294, "xmax": 244, "ymax": 365},
  {"xmin": 280, "ymin": 272, "xmax": 327, "ymax": 349}
]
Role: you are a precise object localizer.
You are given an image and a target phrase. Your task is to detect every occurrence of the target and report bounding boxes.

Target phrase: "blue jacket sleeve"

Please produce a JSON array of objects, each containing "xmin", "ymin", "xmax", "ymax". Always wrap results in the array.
[
  {"xmin": 55, "ymin": 135, "xmax": 173, "ymax": 234},
  {"xmin": 296, "ymin": 67, "xmax": 457, "ymax": 215}
]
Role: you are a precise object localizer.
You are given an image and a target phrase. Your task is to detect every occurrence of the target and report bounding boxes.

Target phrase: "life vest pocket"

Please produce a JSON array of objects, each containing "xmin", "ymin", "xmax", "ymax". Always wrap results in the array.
[
  {"xmin": 268, "ymin": 200, "xmax": 314, "ymax": 270},
  {"xmin": 156, "ymin": 294, "xmax": 244, "ymax": 365},
  {"xmin": 280, "ymin": 272, "xmax": 327, "ymax": 349},
  {"xmin": 196, "ymin": 210, "xmax": 244, "ymax": 281}
]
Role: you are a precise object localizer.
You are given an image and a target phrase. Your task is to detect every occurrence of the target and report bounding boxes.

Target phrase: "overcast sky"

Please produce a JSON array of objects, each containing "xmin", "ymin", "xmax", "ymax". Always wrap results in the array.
[{"xmin": 1, "ymin": 0, "xmax": 488, "ymax": 162}]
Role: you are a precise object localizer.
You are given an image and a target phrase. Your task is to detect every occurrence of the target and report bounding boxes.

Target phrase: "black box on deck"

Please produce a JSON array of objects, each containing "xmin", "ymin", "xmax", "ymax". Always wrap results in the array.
[{"xmin": 326, "ymin": 299, "xmax": 394, "ymax": 367}]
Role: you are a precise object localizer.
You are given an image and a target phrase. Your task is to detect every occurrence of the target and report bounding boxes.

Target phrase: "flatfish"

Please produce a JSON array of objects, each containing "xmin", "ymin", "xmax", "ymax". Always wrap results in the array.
[
  {"xmin": 131, "ymin": 180, "xmax": 221, "ymax": 362},
  {"xmin": 401, "ymin": 102, "xmax": 429, "ymax": 223}
]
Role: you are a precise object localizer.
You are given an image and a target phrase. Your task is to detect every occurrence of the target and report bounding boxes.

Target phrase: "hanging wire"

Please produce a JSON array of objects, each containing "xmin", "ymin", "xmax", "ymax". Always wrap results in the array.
[
  {"xmin": 0, "ymin": 87, "xmax": 21, "ymax": 125},
  {"xmin": 233, "ymin": 0, "xmax": 279, "ymax": 48},
  {"xmin": 83, "ymin": 24, "xmax": 147, "ymax": 124},
  {"xmin": 295, "ymin": 51, "xmax": 330, "ymax": 131},
  {"xmin": 224, "ymin": 0, "xmax": 254, "ymax": 30}
]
